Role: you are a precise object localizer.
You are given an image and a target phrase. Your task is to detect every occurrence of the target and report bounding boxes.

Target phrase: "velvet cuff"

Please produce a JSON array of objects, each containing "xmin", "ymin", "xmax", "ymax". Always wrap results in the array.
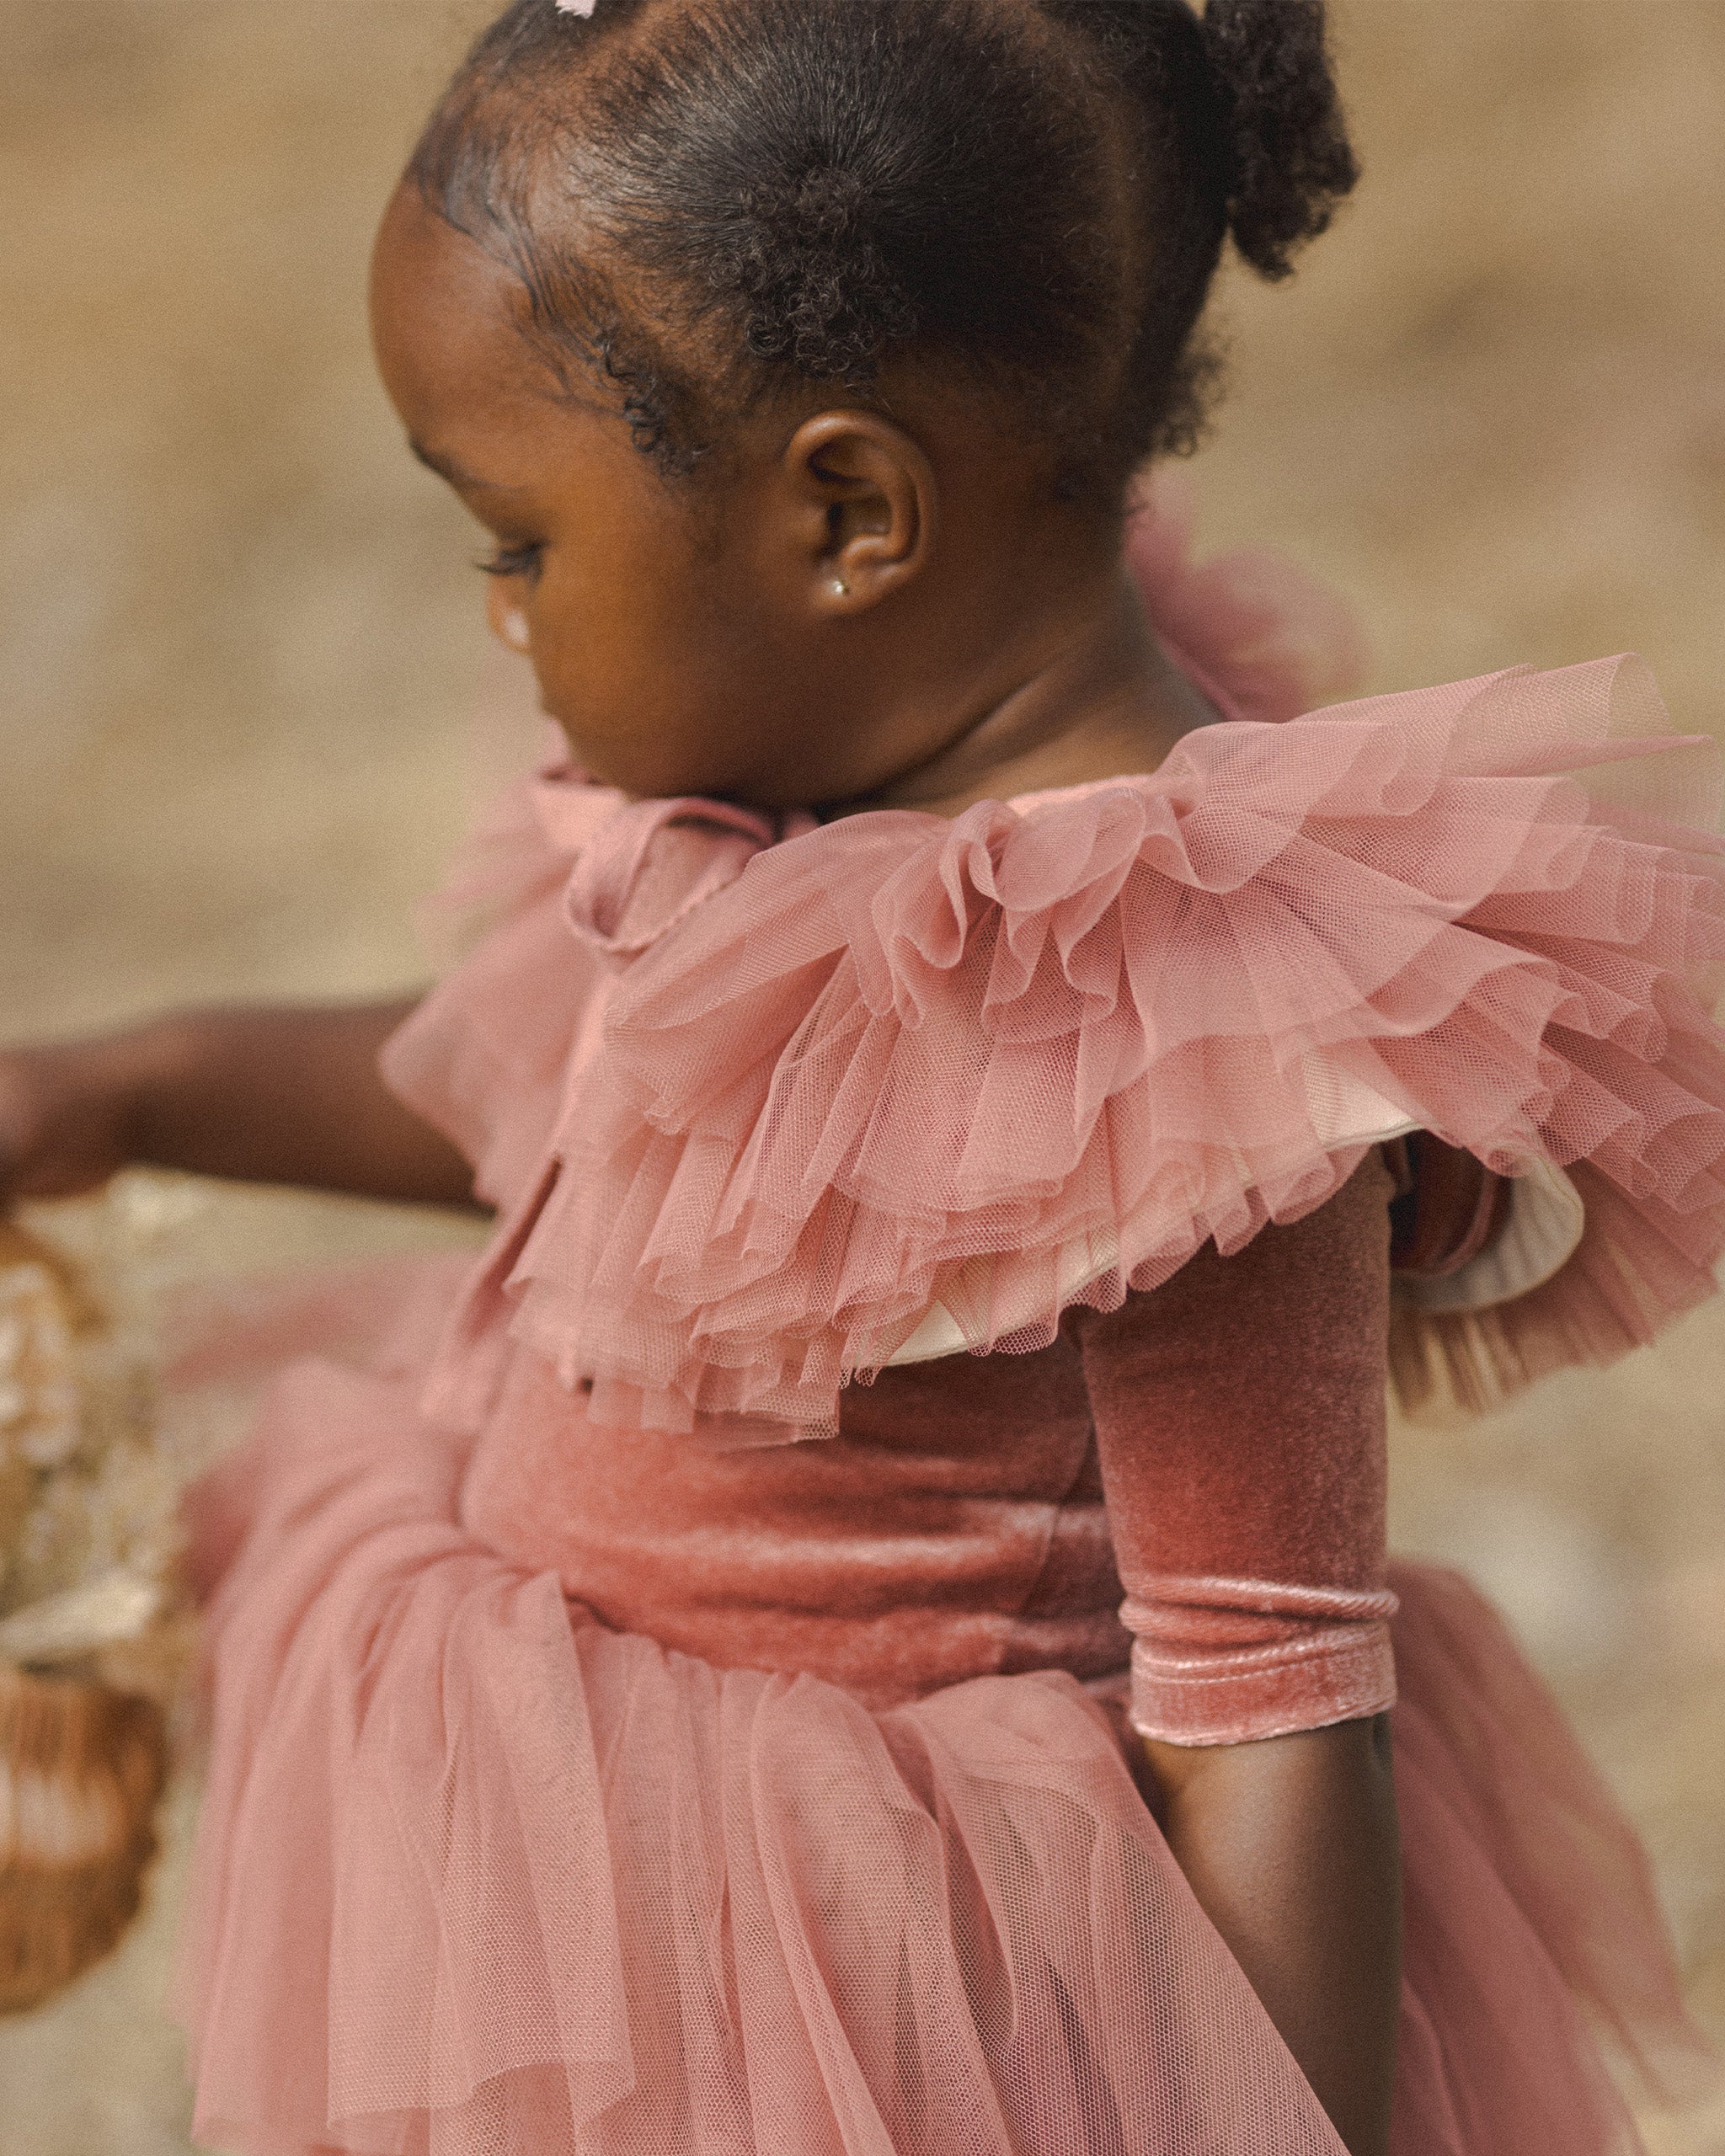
[{"xmin": 1121, "ymin": 1578, "xmax": 1399, "ymax": 1746}]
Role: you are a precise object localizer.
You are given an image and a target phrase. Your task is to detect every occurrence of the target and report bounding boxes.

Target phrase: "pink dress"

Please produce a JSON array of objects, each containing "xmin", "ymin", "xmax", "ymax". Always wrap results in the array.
[{"xmin": 179, "ymin": 494, "xmax": 1724, "ymax": 2155}]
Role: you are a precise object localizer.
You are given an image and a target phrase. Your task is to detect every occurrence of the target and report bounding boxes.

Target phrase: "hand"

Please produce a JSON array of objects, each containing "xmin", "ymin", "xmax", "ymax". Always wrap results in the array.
[{"xmin": 0, "ymin": 1031, "xmax": 164, "ymax": 1206}]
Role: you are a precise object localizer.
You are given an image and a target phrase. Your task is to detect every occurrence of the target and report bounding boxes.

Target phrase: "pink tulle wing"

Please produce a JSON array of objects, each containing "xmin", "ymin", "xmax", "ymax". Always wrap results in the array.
[
  {"xmin": 1124, "ymin": 473, "xmax": 1370, "ymax": 725},
  {"xmin": 425, "ymin": 654, "xmax": 1725, "ymax": 1439}
]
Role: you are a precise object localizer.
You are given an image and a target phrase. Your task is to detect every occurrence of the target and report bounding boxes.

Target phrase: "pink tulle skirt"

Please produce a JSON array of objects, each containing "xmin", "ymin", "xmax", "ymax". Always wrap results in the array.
[{"xmin": 179, "ymin": 1352, "xmax": 1705, "ymax": 2156}]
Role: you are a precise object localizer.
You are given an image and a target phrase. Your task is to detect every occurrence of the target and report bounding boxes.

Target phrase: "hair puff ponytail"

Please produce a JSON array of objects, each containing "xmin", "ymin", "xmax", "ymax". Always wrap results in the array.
[{"xmin": 1201, "ymin": 0, "xmax": 1357, "ymax": 280}]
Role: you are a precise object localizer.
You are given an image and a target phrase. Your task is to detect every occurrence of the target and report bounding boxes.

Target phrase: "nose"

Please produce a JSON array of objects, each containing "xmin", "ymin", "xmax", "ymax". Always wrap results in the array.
[{"xmin": 485, "ymin": 579, "xmax": 532, "ymax": 654}]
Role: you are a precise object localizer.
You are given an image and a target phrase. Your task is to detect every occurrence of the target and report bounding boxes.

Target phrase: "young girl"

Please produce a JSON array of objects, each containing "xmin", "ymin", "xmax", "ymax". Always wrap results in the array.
[{"xmin": 3, "ymin": 0, "xmax": 1721, "ymax": 2150}]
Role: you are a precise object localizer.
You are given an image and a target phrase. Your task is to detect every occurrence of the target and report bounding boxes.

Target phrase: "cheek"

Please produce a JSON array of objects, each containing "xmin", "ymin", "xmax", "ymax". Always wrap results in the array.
[
  {"xmin": 528, "ymin": 538, "xmax": 738, "ymax": 786},
  {"xmin": 511, "ymin": 465, "xmax": 804, "ymax": 800},
  {"xmin": 529, "ymin": 526, "xmax": 663, "ymax": 704},
  {"xmin": 487, "ymin": 580, "xmax": 533, "ymax": 654}
]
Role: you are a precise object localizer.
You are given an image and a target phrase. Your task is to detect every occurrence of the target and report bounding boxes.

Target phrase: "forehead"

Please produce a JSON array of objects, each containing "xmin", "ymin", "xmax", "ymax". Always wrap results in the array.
[{"xmin": 370, "ymin": 186, "xmax": 552, "ymax": 435}]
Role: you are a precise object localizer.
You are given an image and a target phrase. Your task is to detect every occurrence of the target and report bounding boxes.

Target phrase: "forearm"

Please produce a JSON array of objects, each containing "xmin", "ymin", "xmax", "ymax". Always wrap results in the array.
[
  {"xmin": 126, "ymin": 1001, "xmax": 477, "ymax": 1206},
  {"xmin": 1144, "ymin": 1713, "xmax": 1401, "ymax": 2156}
]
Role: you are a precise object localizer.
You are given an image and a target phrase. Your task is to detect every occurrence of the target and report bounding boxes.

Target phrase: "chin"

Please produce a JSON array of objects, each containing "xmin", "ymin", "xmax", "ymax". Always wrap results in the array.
[{"xmin": 569, "ymin": 744, "xmax": 761, "ymax": 809}]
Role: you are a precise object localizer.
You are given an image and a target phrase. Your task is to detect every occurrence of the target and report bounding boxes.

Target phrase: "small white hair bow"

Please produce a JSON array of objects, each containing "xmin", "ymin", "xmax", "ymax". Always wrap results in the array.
[{"xmin": 556, "ymin": 0, "xmax": 597, "ymax": 15}]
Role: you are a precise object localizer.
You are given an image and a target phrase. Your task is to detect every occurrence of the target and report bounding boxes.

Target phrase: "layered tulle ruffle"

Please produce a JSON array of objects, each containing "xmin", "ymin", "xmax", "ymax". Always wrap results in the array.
[{"xmin": 424, "ymin": 654, "xmax": 1725, "ymax": 1439}]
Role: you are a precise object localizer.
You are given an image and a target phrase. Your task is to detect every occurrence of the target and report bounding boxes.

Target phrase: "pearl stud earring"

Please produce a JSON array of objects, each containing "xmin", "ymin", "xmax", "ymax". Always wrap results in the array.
[{"xmin": 830, "ymin": 578, "xmax": 850, "ymax": 599}]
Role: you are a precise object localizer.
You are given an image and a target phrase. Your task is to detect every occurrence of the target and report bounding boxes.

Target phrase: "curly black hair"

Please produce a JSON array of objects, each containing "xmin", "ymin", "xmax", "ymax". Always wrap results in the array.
[{"xmin": 410, "ymin": 0, "xmax": 1356, "ymax": 502}]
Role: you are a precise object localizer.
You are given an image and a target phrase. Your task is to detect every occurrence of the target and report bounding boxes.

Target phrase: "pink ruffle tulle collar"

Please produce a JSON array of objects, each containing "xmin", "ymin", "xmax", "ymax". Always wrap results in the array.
[
  {"xmin": 419, "ymin": 647, "xmax": 1725, "ymax": 1447},
  {"xmin": 538, "ymin": 764, "xmax": 1211, "ymax": 974}
]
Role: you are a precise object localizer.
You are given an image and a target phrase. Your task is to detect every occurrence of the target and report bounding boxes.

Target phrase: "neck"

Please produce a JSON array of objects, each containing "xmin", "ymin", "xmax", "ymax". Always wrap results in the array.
[{"xmin": 837, "ymin": 570, "xmax": 1220, "ymax": 819}]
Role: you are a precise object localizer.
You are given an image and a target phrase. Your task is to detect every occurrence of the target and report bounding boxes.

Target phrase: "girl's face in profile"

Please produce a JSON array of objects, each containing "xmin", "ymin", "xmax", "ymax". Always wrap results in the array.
[
  {"xmin": 376, "ymin": 182, "xmax": 973, "ymax": 812},
  {"xmin": 371, "ymin": 185, "xmax": 1138, "ymax": 818},
  {"xmin": 371, "ymin": 185, "xmax": 774, "ymax": 803}
]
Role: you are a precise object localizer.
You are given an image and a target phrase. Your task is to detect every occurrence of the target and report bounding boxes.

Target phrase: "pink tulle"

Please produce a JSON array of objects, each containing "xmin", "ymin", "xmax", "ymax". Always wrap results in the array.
[
  {"xmin": 420, "ymin": 654, "xmax": 1725, "ymax": 1440},
  {"xmin": 179, "ymin": 1371, "xmax": 1706, "ymax": 2156},
  {"xmin": 1124, "ymin": 474, "xmax": 1371, "ymax": 727},
  {"xmin": 174, "ymin": 486, "xmax": 1725, "ymax": 2153}
]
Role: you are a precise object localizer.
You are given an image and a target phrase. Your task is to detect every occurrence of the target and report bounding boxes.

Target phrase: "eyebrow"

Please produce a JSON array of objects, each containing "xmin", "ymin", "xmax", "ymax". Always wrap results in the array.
[{"xmin": 408, "ymin": 438, "xmax": 524, "ymax": 494}]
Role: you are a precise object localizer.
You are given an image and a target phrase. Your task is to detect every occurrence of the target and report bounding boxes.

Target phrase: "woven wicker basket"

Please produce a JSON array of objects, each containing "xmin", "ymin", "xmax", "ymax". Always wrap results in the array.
[
  {"xmin": 0, "ymin": 1660, "xmax": 168, "ymax": 2015},
  {"xmin": 0, "ymin": 1218, "xmax": 179, "ymax": 2015}
]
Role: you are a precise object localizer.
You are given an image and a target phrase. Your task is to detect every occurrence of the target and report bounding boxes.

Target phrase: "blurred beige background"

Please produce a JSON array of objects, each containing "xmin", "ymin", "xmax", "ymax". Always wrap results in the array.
[{"xmin": 2, "ymin": 1, "xmax": 1723, "ymax": 2150}]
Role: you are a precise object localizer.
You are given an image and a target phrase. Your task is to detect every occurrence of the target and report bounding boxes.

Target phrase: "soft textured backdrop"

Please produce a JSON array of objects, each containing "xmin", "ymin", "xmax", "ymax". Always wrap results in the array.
[{"xmin": 2, "ymin": 3, "xmax": 1722, "ymax": 2149}]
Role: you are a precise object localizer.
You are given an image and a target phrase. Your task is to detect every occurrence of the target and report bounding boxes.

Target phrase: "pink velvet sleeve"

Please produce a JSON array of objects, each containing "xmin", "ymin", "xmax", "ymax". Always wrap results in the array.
[{"xmin": 1074, "ymin": 1152, "xmax": 1398, "ymax": 1747}]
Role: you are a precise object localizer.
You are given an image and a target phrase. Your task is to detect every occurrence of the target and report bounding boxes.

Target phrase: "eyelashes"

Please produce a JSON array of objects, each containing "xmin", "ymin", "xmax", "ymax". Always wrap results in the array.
[{"xmin": 478, "ymin": 541, "xmax": 544, "ymax": 581}]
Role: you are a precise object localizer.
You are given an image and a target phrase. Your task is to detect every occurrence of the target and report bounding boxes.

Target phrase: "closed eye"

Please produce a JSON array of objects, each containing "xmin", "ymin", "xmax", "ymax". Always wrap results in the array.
[{"xmin": 478, "ymin": 541, "xmax": 544, "ymax": 581}]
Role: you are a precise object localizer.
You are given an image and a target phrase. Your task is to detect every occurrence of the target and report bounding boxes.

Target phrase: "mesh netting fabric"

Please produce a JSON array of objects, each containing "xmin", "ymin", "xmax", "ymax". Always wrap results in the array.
[
  {"xmin": 179, "ymin": 1373, "xmax": 1701, "ymax": 2156},
  {"xmin": 419, "ymin": 654, "xmax": 1725, "ymax": 1441},
  {"xmin": 181, "ymin": 1366, "xmax": 1348, "ymax": 2156},
  {"xmin": 1387, "ymin": 1561, "xmax": 1712, "ymax": 2141},
  {"xmin": 1121, "ymin": 473, "xmax": 1370, "ymax": 731},
  {"xmin": 174, "ymin": 488, "xmax": 1725, "ymax": 2153}
]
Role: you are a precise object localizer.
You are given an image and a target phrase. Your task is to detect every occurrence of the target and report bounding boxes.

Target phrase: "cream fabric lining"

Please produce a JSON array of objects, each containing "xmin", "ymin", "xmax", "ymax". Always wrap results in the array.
[
  {"xmin": 1393, "ymin": 1155, "xmax": 1585, "ymax": 1315},
  {"xmin": 887, "ymin": 1070, "xmax": 1587, "ymax": 1368}
]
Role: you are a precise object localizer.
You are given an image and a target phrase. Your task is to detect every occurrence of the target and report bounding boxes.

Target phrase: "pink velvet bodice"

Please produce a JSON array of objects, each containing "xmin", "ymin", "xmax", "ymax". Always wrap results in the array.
[
  {"xmin": 459, "ymin": 1308, "xmax": 1127, "ymax": 1712},
  {"xmin": 457, "ymin": 1150, "xmax": 1397, "ymax": 1741}
]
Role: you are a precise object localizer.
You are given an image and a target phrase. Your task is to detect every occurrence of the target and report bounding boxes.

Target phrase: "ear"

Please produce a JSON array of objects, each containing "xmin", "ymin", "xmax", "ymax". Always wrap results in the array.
[{"xmin": 781, "ymin": 412, "xmax": 937, "ymax": 616}]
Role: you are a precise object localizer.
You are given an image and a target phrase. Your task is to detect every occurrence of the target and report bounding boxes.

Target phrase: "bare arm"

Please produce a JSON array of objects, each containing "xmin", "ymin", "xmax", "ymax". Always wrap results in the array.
[
  {"xmin": 1076, "ymin": 1158, "xmax": 1406, "ymax": 2151},
  {"xmin": 0, "ymin": 1002, "xmax": 476, "ymax": 1209},
  {"xmin": 1144, "ymin": 1716, "xmax": 1401, "ymax": 2156}
]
